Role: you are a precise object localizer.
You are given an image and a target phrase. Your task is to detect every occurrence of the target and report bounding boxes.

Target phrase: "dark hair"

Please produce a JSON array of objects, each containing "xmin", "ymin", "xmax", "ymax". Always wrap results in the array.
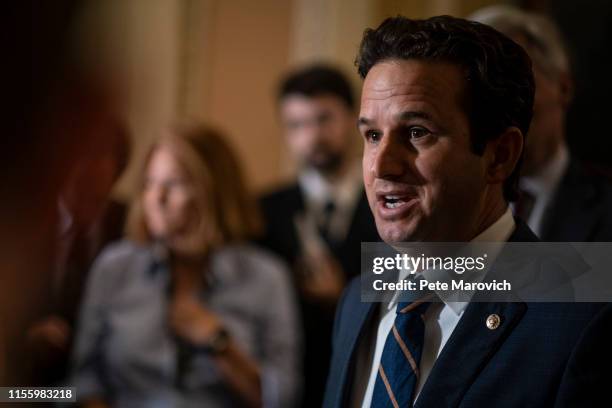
[
  {"xmin": 356, "ymin": 15, "xmax": 535, "ymax": 201},
  {"xmin": 278, "ymin": 64, "xmax": 355, "ymax": 110}
]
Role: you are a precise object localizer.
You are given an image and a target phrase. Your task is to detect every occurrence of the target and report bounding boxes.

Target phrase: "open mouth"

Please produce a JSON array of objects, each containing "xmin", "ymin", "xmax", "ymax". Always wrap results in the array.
[{"xmin": 381, "ymin": 194, "xmax": 412, "ymax": 209}]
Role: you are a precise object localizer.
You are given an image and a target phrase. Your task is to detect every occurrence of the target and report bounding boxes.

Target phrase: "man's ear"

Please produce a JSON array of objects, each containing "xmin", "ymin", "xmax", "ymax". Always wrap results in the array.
[{"xmin": 485, "ymin": 127, "xmax": 523, "ymax": 185}]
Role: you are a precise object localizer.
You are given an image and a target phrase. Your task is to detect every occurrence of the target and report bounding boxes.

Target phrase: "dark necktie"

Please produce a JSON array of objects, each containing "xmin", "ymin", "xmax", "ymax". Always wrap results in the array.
[
  {"xmin": 371, "ymin": 294, "xmax": 433, "ymax": 408},
  {"xmin": 318, "ymin": 199, "xmax": 336, "ymax": 247}
]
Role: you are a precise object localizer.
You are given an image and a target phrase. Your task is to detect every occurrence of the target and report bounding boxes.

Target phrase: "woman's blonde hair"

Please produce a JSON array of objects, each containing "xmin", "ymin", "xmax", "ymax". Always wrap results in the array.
[{"xmin": 126, "ymin": 122, "xmax": 262, "ymax": 256}]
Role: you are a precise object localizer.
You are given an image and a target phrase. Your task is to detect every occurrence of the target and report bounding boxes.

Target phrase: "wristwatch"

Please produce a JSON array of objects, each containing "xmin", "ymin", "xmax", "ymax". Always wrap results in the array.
[{"xmin": 202, "ymin": 327, "xmax": 230, "ymax": 355}]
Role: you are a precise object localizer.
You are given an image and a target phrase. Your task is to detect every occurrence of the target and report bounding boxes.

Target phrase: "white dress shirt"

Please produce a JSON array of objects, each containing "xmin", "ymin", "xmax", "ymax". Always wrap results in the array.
[
  {"xmin": 295, "ymin": 161, "xmax": 363, "ymax": 256},
  {"xmin": 353, "ymin": 208, "xmax": 516, "ymax": 408},
  {"xmin": 516, "ymin": 144, "xmax": 569, "ymax": 237}
]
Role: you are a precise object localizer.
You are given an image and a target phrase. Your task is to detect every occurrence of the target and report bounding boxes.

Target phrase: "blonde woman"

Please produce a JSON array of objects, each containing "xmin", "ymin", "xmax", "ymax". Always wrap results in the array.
[{"xmin": 72, "ymin": 123, "xmax": 301, "ymax": 408}]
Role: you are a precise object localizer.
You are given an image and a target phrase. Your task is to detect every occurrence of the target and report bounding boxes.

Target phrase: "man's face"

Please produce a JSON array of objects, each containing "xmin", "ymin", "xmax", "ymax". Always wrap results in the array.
[
  {"xmin": 360, "ymin": 60, "xmax": 493, "ymax": 242},
  {"xmin": 280, "ymin": 94, "xmax": 355, "ymax": 174},
  {"xmin": 507, "ymin": 34, "xmax": 568, "ymax": 176},
  {"xmin": 522, "ymin": 65, "xmax": 567, "ymax": 176}
]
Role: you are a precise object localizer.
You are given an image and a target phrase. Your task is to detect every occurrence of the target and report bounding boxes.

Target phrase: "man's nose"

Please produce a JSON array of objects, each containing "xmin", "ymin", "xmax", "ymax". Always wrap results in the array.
[
  {"xmin": 371, "ymin": 136, "xmax": 407, "ymax": 180},
  {"xmin": 306, "ymin": 120, "xmax": 325, "ymax": 140}
]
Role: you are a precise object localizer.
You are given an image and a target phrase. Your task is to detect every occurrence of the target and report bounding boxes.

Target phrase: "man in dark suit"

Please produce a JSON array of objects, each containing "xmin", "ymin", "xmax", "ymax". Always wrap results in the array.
[
  {"xmin": 260, "ymin": 65, "xmax": 379, "ymax": 407},
  {"xmin": 26, "ymin": 123, "xmax": 130, "ymax": 386},
  {"xmin": 471, "ymin": 5, "xmax": 612, "ymax": 242},
  {"xmin": 324, "ymin": 15, "xmax": 611, "ymax": 408}
]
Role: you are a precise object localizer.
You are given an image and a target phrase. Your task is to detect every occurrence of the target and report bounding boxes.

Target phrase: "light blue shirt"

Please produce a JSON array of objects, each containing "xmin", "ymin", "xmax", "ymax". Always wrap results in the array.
[{"xmin": 71, "ymin": 240, "xmax": 301, "ymax": 408}]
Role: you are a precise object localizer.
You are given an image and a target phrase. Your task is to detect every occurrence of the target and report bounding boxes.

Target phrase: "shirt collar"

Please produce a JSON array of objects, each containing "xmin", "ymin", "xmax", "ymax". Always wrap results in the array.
[
  {"xmin": 298, "ymin": 160, "xmax": 362, "ymax": 210},
  {"xmin": 472, "ymin": 206, "xmax": 515, "ymax": 243},
  {"xmin": 388, "ymin": 207, "xmax": 516, "ymax": 316},
  {"xmin": 146, "ymin": 244, "xmax": 242, "ymax": 292}
]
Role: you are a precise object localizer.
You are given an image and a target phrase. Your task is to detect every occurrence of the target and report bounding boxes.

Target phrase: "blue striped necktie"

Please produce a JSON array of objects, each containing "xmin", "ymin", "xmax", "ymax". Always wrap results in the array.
[{"xmin": 371, "ymin": 294, "xmax": 433, "ymax": 408}]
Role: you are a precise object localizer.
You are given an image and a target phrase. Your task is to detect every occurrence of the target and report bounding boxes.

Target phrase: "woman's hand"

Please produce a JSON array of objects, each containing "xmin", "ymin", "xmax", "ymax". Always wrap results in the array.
[
  {"xmin": 168, "ymin": 293, "xmax": 262, "ymax": 408},
  {"xmin": 168, "ymin": 295, "xmax": 223, "ymax": 346},
  {"xmin": 168, "ymin": 254, "xmax": 262, "ymax": 408}
]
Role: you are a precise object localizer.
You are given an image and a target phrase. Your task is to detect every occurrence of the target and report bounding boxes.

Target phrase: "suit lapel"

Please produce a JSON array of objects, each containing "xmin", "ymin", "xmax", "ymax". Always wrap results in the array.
[
  {"xmin": 416, "ymin": 220, "xmax": 534, "ymax": 407},
  {"xmin": 415, "ymin": 300, "xmax": 526, "ymax": 407},
  {"xmin": 335, "ymin": 298, "xmax": 377, "ymax": 407},
  {"xmin": 541, "ymin": 161, "xmax": 599, "ymax": 241}
]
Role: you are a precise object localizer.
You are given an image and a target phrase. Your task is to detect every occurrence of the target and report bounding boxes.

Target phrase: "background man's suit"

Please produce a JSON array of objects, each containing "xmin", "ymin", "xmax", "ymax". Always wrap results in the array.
[
  {"xmin": 260, "ymin": 182, "xmax": 379, "ymax": 408},
  {"xmin": 539, "ymin": 160, "xmax": 612, "ymax": 241},
  {"xmin": 260, "ymin": 183, "xmax": 379, "ymax": 279}
]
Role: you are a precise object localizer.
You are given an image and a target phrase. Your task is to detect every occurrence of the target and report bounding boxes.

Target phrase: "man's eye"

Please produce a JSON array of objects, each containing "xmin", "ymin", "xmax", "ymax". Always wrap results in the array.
[
  {"xmin": 408, "ymin": 126, "xmax": 431, "ymax": 140},
  {"xmin": 365, "ymin": 130, "xmax": 382, "ymax": 142}
]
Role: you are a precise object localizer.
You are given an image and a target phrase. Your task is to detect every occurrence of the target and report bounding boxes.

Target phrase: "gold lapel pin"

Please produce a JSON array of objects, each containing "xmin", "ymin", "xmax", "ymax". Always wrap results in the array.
[{"xmin": 486, "ymin": 314, "xmax": 501, "ymax": 330}]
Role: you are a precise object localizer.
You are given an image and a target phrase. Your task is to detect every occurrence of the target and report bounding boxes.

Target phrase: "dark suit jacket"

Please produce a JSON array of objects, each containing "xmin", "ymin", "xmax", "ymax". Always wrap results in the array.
[
  {"xmin": 540, "ymin": 159, "xmax": 612, "ymax": 241},
  {"xmin": 259, "ymin": 182, "xmax": 380, "ymax": 408},
  {"xmin": 259, "ymin": 182, "xmax": 380, "ymax": 279},
  {"xmin": 28, "ymin": 200, "xmax": 127, "ymax": 386},
  {"xmin": 324, "ymin": 220, "xmax": 612, "ymax": 408}
]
